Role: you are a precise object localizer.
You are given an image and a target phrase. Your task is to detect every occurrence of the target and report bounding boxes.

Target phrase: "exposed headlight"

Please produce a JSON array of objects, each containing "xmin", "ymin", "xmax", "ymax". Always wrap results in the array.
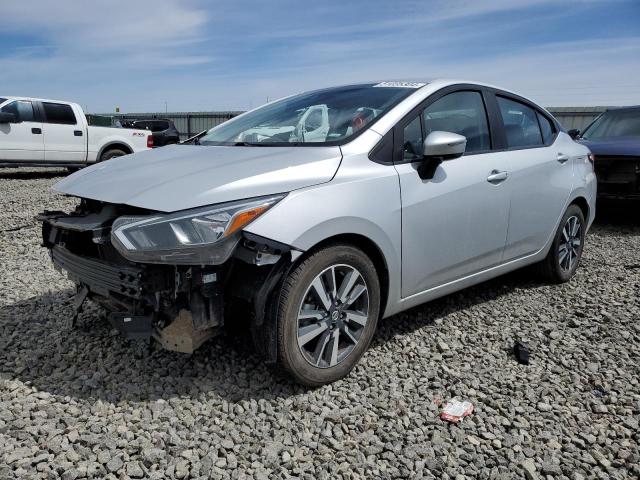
[{"xmin": 111, "ymin": 194, "xmax": 285, "ymax": 264}]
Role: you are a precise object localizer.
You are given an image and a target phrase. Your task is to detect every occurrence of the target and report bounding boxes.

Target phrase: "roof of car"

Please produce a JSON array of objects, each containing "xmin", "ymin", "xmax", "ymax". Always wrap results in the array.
[
  {"xmin": 343, "ymin": 78, "xmax": 541, "ymax": 102},
  {"xmin": 1, "ymin": 96, "xmax": 80, "ymax": 105},
  {"xmin": 607, "ymin": 105, "xmax": 640, "ymax": 111}
]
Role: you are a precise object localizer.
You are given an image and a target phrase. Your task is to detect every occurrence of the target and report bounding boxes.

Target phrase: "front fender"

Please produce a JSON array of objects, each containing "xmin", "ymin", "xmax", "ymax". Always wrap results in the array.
[{"xmin": 244, "ymin": 161, "xmax": 403, "ymax": 317}]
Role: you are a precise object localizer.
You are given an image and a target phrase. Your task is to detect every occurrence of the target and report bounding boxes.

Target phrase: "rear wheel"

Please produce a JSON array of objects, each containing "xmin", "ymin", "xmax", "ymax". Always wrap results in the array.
[
  {"xmin": 537, "ymin": 204, "xmax": 586, "ymax": 283},
  {"xmin": 273, "ymin": 245, "xmax": 380, "ymax": 386},
  {"xmin": 100, "ymin": 148, "xmax": 127, "ymax": 162}
]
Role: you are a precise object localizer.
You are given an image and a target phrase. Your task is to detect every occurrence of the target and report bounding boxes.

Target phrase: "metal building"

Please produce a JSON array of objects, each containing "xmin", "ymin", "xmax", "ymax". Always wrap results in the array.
[
  {"xmin": 100, "ymin": 107, "xmax": 610, "ymax": 140},
  {"xmin": 547, "ymin": 107, "xmax": 608, "ymax": 131}
]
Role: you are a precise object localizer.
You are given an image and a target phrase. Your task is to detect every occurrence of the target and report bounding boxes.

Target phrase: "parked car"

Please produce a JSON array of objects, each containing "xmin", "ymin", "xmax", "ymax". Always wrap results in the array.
[
  {"xmin": 569, "ymin": 106, "xmax": 640, "ymax": 200},
  {"xmin": 129, "ymin": 119, "xmax": 180, "ymax": 147},
  {"xmin": 39, "ymin": 80, "xmax": 596, "ymax": 386},
  {"xmin": 0, "ymin": 96, "xmax": 152, "ymax": 169}
]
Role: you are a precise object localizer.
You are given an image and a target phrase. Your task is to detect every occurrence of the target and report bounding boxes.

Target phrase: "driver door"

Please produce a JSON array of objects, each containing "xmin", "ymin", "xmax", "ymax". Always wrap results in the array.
[
  {"xmin": 0, "ymin": 100, "xmax": 44, "ymax": 162},
  {"xmin": 394, "ymin": 89, "xmax": 511, "ymax": 298}
]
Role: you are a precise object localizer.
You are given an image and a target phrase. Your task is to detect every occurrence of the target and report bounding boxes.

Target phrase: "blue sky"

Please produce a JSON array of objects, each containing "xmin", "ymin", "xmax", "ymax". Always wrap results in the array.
[{"xmin": 1, "ymin": 0, "xmax": 639, "ymax": 113}]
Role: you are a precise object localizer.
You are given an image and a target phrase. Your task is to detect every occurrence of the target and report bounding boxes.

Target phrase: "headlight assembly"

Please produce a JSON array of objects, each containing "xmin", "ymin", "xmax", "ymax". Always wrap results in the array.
[{"xmin": 111, "ymin": 194, "xmax": 285, "ymax": 264}]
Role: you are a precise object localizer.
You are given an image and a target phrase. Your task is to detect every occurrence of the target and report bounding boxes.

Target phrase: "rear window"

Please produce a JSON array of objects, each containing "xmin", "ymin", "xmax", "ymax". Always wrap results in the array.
[
  {"xmin": 0, "ymin": 98, "xmax": 6, "ymax": 105},
  {"xmin": 150, "ymin": 121, "xmax": 169, "ymax": 132},
  {"xmin": 537, "ymin": 112, "xmax": 555, "ymax": 144},
  {"xmin": 43, "ymin": 102, "xmax": 77, "ymax": 125},
  {"xmin": 497, "ymin": 96, "xmax": 543, "ymax": 149}
]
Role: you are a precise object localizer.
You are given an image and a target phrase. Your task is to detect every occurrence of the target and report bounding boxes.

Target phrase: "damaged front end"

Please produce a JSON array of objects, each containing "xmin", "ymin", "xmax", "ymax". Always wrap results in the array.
[{"xmin": 38, "ymin": 196, "xmax": 294, "ymax": 356}]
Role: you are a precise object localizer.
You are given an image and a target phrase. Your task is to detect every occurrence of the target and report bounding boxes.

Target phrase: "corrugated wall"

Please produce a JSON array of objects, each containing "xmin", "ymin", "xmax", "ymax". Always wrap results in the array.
[
  {"xmin": 100, "ymin": 107, "xmax": 610, "ymax": 139},
  {"xmin": 547, "ymin": 107, "xmax": 608, "ymax": 131},
  {"xmin": 107, "ymin": 112, "xmax": 244, "ymax": 140}
]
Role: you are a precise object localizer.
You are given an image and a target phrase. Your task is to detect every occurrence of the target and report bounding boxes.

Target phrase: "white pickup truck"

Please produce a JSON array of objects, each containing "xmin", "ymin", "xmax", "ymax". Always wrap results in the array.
[{"xmin": 0, "ymin": 96, "xmax": 152, "ymax": 169}]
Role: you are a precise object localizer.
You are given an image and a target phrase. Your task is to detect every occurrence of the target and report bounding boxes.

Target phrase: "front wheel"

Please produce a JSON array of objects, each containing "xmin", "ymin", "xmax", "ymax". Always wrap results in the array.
[
  {"xmin": 273, "ymin": 245, "xmax": 380, "ymax": 386},
  {"xmin": 537, "ymin": 204, "xmax": 586, "ymax": 283}
]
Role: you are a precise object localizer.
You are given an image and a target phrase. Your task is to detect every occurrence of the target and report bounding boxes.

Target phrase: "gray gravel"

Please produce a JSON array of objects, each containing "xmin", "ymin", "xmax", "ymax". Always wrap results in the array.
[{"xmin": 1, "ymin": 168, "xmax": 639, "ymax": 479}]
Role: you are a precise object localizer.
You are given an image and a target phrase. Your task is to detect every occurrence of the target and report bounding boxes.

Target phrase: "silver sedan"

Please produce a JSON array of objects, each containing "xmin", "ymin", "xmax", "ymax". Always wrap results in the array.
[{"xmin": 45, "ymin": 79, "xmax": 596, "ymax": 385}]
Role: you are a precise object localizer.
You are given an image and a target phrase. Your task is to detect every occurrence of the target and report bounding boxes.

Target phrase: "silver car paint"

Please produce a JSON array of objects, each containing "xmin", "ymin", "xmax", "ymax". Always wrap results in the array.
[
  {"xmin": 54, "ymin": 144, "xmax": 342, "ymax": 212},
  {"xmin": 501, "ymin": 133, "xmax": 577, "ymax": 261},
  {"xmin": 394, "ymin": 150, "xmax": 511, "ymax": 297},
  {"xmin": 54, "ymin": 79, "xmax": 596, "ymax": 319},
  {"xmin": 246, "ymin": 129, "xmax": 404, "ymax": 313}
]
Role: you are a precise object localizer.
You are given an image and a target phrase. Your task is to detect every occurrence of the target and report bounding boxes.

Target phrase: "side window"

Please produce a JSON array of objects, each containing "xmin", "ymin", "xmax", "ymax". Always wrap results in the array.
[
  {"xmin": 402, "ymin": 116, "xmax": 423, "ymax": 161},
  {"xmin": 537, "ymin": 112, "xmax": 555, "ymax": 144},
  {"xmin": 497, "ymin": 96, "xmax": 543, "ymax": 148},
  {"xmin": 43, "ymin": 102, "xmax": 77, "ymax": 125},
  {"xmin": 1, "ymin": 100, "xmax": 35, "ymax": 122},
  {"xmin": 422, "ymin": 91, "xmax": 490, "ymax": 153}
]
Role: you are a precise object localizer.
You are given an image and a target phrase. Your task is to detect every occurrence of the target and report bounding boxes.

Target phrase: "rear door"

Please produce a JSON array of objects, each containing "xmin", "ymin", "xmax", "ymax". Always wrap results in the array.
[
  {"xmin": 394, "ymin": 87, "xmax": 511, "ymax": 297},
  {"xmin": 41, "ymin": 102, "xmax": 86, "ymax": 162},
  {"xmin": 489, "ymin": 93, "xmax": 573, "ymax": 261},
  {"xmin": 0, "ymin": 100, "xmax": 44, "ymax": 162}
]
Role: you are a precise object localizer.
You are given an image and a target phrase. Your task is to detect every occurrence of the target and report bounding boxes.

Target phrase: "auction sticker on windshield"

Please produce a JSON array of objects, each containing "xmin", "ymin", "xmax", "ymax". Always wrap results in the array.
[{"xmin": 373, "ymin": 82, "xmax": 426, "ymax": 88}]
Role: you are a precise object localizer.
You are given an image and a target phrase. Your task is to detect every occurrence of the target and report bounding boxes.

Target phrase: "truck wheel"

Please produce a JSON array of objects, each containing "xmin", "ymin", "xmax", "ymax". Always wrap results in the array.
[
  {"xmin": 536, "ymin": 204, "xmax": 586, "ymax": 283},
  {"xmin": 273, "ymin": 245, "xmax": 380, "ymax": 386},
  {"xmin": 100, "ymin": 148, "xmax": 127, "ymax": 162}
]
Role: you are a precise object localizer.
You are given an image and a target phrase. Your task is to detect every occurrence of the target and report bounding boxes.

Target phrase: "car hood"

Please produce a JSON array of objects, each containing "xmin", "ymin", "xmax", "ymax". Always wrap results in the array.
[
  {"xmin": 579, "ymin": 137, "xmax": 640, "ymax": 157},
  {"xmin": 54, "ymin": 145, "xmax": 342, "ymax": 212}
]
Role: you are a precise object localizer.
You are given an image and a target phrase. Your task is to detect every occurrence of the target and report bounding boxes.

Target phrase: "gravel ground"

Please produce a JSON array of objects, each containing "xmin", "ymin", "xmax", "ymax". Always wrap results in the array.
[{"xmin": 0, "ymin": 168, "xmax": 639, "ymax": 480}]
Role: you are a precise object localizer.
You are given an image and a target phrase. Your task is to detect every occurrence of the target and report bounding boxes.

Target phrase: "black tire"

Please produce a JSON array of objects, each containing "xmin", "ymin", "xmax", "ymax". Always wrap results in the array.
[
  {"xmin": 537, "ymin": 204, "xmax": 586, "ymax": 283},
  {"xmin": 273, "ymin": 245, "xmax": 380, "ymax": 386},
  {"xmin": 66, "ymin": 167, "xmax": 80, "ymax": 174},
  {"xmin": 100, "ymin": 148, "xmax": 127, "ymax": 162}
]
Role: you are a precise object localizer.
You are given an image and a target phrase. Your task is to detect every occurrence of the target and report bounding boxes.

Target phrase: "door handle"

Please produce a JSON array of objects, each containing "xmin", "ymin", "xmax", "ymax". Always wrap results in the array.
[
  {"xmin": 31, "ymin": 128, "xmax": 42, "ymax": 134},
  {"xmin": 487, "ymin": 170, "xmax": 508, "ymax": 184},
  {"xmin": 74, "ymin": 130, "xmax": 83, "ymax": 136},
  {"xmin": 557, "ymin": 153, "xmax": 570, "ymax": 164}
]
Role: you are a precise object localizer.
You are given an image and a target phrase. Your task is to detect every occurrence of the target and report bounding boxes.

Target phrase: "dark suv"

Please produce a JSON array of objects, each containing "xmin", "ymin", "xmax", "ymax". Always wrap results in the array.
[
  {"xmin": 130, "ymin": 119, "xmax": 180, "ymax": 147},
  {"xmin": 572, "ymin": 106, "xmax": 640, "ymax": 199}
]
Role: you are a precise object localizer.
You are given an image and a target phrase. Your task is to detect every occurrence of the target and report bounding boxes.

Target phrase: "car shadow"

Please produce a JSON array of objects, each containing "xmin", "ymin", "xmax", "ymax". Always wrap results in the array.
[
  {"xmin": 0, "ymin": 269, "xmax": 540, "ymax": 404},
  {"xmin": 0, "ymin": 168, "xmax": 68, "ymax": 180}
]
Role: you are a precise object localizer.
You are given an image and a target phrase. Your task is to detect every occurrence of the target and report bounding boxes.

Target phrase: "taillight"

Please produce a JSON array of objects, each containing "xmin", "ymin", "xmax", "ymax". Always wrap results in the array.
[
  {"xmin": 588, "ymin": 153, "xmax": 595, "ymax": 166},
  {"xmin": 147, "ymin": 135, "xmax": 154, "ymax": 148}
]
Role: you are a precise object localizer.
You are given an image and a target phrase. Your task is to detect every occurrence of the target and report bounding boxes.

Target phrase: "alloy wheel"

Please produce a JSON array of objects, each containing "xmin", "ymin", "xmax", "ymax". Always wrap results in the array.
[
  {"xmin": 296, "ymin": 264, "xmax": 370, "ymax": 368},
  {"xmin": 558, "ymin": 215, "xmax": 582, "ymax": 272}
]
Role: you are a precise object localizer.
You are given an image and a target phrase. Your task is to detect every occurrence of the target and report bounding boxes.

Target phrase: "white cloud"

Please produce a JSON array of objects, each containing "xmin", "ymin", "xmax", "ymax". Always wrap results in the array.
[
  {"xmin": 1, "ymin": 1, "xmax": 206, "ymax": 45},
  {"xmin": 0, "ymin": 0, "xmax": 638, "ymax": 111}
]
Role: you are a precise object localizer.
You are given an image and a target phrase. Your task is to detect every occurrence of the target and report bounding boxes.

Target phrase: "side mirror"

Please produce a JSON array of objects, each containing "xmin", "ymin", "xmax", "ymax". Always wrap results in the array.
[
  {"xmin": 568, "ymin": 129, "xmax": 580, "ymax": 140},
  {"xmin": 418, "ymin": 131, "xmax": 466, "ymax": 180},
  {"xmin": 0, "ymin": 112, "xmax": 19, "ymax": 124}
]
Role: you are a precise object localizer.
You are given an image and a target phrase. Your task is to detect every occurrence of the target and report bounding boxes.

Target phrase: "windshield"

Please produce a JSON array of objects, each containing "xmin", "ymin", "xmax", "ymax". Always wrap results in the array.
[
  {"xmin": 199, "ymin": 83, "xmax": 422, "ymax": 146},
  {"xmin": 582, "ymin": 109, "xmax": 640, "ymax": 140}
]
